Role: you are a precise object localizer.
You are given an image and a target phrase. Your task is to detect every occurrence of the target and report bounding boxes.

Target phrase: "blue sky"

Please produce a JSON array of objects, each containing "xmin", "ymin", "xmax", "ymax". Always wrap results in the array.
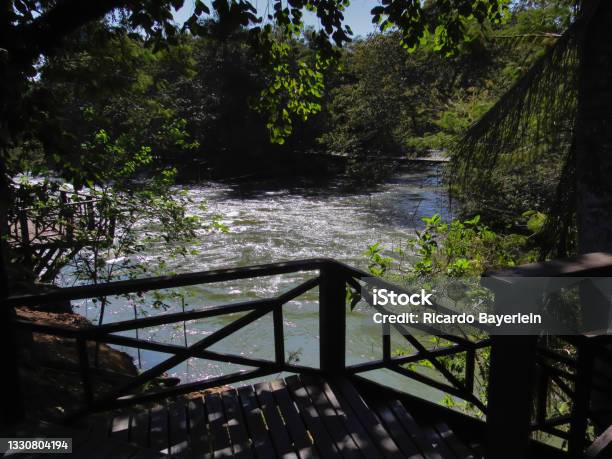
[{"xmin": 173, "ymin": 0, "xmax": 380, "ymax": 38}]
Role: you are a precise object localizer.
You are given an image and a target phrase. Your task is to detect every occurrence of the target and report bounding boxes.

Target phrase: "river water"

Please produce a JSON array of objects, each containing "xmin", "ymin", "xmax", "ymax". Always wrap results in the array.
[{"xmin": 70, "ymin": 162, "xmax": 452, "ymax": 400}]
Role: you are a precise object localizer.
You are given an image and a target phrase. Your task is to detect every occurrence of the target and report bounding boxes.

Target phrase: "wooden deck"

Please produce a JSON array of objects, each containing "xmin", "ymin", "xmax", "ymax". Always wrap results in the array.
[{"xmin": 40, "ymin": 375, "xmax": 479, "ymax": 459}]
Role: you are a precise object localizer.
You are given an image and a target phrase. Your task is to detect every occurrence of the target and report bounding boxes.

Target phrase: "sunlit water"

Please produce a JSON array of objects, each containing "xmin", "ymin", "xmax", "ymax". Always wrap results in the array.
[{"xmin": 66, "ymin": 163, "xmax": 454, "ymax": 401}]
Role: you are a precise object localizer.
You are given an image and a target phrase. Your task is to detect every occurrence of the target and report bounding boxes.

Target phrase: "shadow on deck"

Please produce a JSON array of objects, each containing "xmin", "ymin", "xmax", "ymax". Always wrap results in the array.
[{"xmin": 17, "ymin": 375, "xmax": 479, "ymax": 459}]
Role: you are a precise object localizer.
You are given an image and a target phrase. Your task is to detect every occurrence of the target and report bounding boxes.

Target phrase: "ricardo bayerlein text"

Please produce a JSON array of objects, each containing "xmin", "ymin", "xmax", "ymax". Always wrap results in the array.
[{"xmin": 372, "ymin": 312, "xmax": 542, "ymax": 327}]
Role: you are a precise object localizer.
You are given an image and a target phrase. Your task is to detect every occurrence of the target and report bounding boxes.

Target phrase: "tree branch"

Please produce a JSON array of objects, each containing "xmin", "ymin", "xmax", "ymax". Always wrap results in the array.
[
  {"xmin": 493, "ymin": 32, "xmax": 563, "ymax": 39},
  {"xmin": 13, "ymin": 0, "xmax": 129, "ymax": 61}
]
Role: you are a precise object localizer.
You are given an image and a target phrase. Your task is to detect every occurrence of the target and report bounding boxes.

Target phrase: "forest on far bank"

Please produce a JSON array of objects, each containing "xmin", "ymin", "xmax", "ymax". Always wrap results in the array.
[{"xmin": 11, "ymin": 1, "xmax": 571, "ymax": 184}]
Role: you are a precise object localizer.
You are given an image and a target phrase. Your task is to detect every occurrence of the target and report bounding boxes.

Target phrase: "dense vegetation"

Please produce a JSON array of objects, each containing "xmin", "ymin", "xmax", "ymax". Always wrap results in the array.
[
  {"xmin": 11, "ymin": 1, "xmax": 570, "ymax": 181},
  {"xmin": 1, "ymin": 1, "xmax": 581, "ymax": 292},
  {"xmin": 0, "ymin": 1, "xmax": 576, "ymax": 294}
]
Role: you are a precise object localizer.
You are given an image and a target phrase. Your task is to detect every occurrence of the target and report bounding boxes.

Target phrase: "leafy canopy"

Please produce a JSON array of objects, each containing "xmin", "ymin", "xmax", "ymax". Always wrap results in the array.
[{"xmin": 4, "ymin": 0, "xmax": 508, "ymax": 143}]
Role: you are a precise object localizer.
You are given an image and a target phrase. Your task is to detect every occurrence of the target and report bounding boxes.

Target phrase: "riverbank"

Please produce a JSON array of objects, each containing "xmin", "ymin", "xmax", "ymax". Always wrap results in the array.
[
  {"xmin": 13, "ymin": 305, "xmax": 243, "ymax": 423},
  {"xmin": 16, "ymin": 307, "xmax": 148, "ymax": 422}
]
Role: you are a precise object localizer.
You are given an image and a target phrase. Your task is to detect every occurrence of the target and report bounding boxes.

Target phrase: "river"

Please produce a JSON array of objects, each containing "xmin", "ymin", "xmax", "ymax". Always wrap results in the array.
[{"xmin": 69, "ymin": 162, "xmax": 452, "ymax": 401}]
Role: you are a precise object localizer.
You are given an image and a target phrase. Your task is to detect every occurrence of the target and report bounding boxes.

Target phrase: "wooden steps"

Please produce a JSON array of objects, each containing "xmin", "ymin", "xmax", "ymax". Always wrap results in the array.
[{"xmin": 14, "ymin": 375, "xmax": 479, "ymax": 458}]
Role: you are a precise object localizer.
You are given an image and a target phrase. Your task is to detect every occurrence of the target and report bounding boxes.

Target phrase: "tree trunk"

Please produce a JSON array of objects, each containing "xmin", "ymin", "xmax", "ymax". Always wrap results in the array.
[
  {"xmin": 0, "ymin": 124, "xmax": 24, "ymax": 432},
  {"xmin": 575, "ymin": 0, "xmax": 612, "ymax": 257},
  {"xmin": 574, "ymin": 0, "xmax": 612, "ymax": 438},
  {"xmin": 0, "ymin": 14, "xmax": 25, "ymax": 426},
  {"xmin": 575, "ymin": 0, "xmax": 612, "ymax": 332}
]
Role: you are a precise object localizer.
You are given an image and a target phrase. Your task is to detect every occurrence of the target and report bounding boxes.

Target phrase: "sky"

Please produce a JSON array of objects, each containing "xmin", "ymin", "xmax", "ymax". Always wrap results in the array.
[{"xmin": 173, "ymin": 0, "xmax": 380, "ymax": 38}]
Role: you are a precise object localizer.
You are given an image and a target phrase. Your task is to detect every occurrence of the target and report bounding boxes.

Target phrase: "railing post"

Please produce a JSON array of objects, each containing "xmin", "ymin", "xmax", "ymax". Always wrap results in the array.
[
  {"xmin": 18, "ymin": 208, "xmax": 32, "ymax": 269},
  {"xmin": 0, "ymin": 176, "xmax": 24, "ymax": 431},
  {"xmin": 0, "ymin": 302, "xmax": 23, "ymax": 431},
  {"xmin": 569, "ymin": 338, "xmax": 593, "ymax": 458},
  {"xmin": 319, "ymin": 262, "xmax": 346, "ymax": 375},
  {"xmin": 77, "ymin": 337, "xmax": 93, "ymax": 408},
  {"xmin": 581, "ymin": 278, "xmax": 612, "ymax": 442},
  {"xmin": 487, "ymin": 335, "xmax": 538, "ymax": 458},
  {"xmin": 485, "ymin": 281, "xmax": 538, "ymax": 459},
  {"xmin": 273, "ymin": 305, "xmax": 285, "ymax": 367},
  {"xmin": 382, "ymin": 323, "xmax": 391, "ymax": 364}
]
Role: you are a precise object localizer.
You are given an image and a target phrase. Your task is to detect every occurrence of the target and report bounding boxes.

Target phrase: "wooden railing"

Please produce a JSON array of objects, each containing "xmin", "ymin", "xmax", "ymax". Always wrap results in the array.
[
  {"xmin": 485, "ymin": 253, "xmax": 612, "ymax": 459},
  {"xmin": 7, "ymin": 182, "xmax": 113, "ymax": 281},
  {"xmin": 8, "ymin": 255, "xmax": 612, "ymax": 458},
  {"xmin": 10, "ymin": 259, "xmax": 328, "ymax": 416}
]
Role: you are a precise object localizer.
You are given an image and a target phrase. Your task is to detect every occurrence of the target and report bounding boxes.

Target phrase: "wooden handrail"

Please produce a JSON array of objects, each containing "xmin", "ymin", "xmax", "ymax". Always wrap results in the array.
[
  {"xmin": 486, "ymin": 252, "xmax": 612, "ymax": 281},
  {"xmin": 15, "ymin": 297, "xmax": 276, "ymax": 338},
  {"xmin": 15, "ymin": 265, "xmax": 325, "ymax": 417},
  {"xmin": 6, "ymin": 258, "xmax": 331, "ymax": 307},
  {"xmin": 584, "ymin": 424, "xmax": 612, "ymax": 459},
  {"xmin": 346, "ymin": 338, "xmax": 492, "ymax": 374}
]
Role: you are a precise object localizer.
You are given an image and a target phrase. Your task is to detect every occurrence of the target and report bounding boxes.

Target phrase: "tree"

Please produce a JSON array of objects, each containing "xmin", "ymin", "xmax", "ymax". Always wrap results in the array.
[
  {"xmin": 318, "ymin": 27, "xmax": 502, "ymax": 160},
  {"xmin": 452, "ymin": 0, "xmax": 612, "ymax": 258},
  {"xmin": 0, "ymin": 0, "xmax": 509, "ymax": 429},
  {"xmin": 1, "ymin": 0, "xmax": 507, "ymax": 149},
  {"xmin": 452, "ymin": 0, "xmax": 612, "ymax": 447},
  {"xmin": 574, "ymin": 0, "xmax": 612, "ymax": 255},
  {"xmin": 2, "ymin": 0, "xmax": 511, "ymax": 287},
  {"xmin": 452, "ymin": 1, "xmax": 607, "ymax": 257}
]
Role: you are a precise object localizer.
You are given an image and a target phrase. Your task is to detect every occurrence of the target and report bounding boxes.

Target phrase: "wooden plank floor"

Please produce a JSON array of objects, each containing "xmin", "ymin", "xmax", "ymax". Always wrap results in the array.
[{"xmin": 21, "ymin": 375, "xmax": 481, "ymax": 458}]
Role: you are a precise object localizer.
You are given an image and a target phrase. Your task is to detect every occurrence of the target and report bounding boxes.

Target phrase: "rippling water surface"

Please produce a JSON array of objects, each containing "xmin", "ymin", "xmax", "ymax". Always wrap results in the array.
[{"xmin": 70, "ymin": 163, "xmax": 452, "ymax": 399}]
